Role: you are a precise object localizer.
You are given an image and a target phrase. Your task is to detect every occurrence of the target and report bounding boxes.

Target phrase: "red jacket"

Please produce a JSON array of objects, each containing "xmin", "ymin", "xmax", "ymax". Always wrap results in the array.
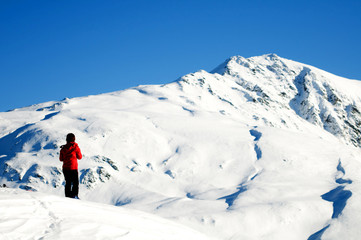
[{"xmin": 60, "ymin": 142, "xmax": 82, "ymax": 170}]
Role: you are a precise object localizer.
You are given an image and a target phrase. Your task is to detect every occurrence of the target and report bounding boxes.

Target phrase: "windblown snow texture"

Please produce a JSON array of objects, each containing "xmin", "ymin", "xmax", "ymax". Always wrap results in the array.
[
  {"xmin": 308, "ymin": 160, "xmax": 353, "ymax": 240},
  {"xmin": 218, "ymin": 127, "xmax": 262, "ymax": 209},
  {"xmin": 0, "ymin": 188, "xmax": 209, "ymax": 240},
  {"xmin": 1, "ymin": 54, "xmax": 361, "ymax": 240}
]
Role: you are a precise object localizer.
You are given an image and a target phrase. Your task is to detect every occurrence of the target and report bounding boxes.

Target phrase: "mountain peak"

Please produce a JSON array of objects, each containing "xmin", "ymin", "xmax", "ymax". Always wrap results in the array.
[
  {"xmin": 211, "ymin": 53, "xmax": 288, "ymax": 76},
  {"xmin": 182, "ymin": 54, "xmax": 361, "ymax": 148}
]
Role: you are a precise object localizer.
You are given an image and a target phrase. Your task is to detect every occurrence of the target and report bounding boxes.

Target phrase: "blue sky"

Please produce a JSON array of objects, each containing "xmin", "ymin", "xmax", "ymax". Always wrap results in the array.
[{"xmin": 1, "ymin": 0, "xmax": 360, "ymax": 111}]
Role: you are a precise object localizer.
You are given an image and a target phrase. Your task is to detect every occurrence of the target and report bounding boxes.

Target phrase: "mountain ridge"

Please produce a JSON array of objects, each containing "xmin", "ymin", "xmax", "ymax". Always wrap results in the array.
[{"xmin": 177, "ymin": 53, "xmax": 361, "ymax": 147}]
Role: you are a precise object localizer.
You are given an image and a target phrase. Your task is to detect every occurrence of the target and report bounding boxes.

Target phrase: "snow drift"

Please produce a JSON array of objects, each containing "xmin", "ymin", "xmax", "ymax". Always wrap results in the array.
[{"xmin": 0, "ymin": 188, "xmax": 209, "ymax": 240}]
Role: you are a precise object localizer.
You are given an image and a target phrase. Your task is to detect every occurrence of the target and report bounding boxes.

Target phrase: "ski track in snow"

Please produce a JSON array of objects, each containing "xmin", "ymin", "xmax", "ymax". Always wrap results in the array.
[
  {"xmin": 0, "ymin": 192, "xmax": 60, "ymax": 239},
  {"xmin": 0, "ymin": 189, "xmax": 210, "ymax": 240},
  {"xmin": 31, "ymin": 195, "xmax": 62, "ymax": 239},
  {"xmin": 307, "ymin": 160, "xmax": 353, "ymax": 240}
]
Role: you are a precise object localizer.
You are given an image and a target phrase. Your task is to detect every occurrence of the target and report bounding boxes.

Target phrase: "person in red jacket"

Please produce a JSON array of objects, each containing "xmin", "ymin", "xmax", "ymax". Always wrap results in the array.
[{"xmin": 60, "ymin": 133, "xmax": 82, "ymax": 198}]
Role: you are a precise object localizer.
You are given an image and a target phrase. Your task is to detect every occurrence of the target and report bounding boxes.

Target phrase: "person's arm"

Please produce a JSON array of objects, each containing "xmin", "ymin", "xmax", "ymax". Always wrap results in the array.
[
  {"xmin": 59, "ymin": 149, "xmax": 64, "ymax": 162},
  {"xmin": 76, "ymin": 145, "xmax": 82, "ymax": 160}
]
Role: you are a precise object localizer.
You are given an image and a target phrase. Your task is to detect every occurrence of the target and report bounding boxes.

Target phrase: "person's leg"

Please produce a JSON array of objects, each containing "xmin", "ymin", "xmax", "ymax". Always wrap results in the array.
[
  {"xmin": 71, "ymin": 170, "xmax": 79, "ymax": 198},
  {"xmin": 63, "ymin": 169, "xmax": 72, "ymax": 198}
]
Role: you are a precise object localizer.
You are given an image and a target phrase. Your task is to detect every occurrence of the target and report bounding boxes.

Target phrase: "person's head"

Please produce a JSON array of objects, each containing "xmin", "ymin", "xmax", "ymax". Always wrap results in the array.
[{"xmin": 66, "ymin": 133, "xmax": 76, "ymax": 143}]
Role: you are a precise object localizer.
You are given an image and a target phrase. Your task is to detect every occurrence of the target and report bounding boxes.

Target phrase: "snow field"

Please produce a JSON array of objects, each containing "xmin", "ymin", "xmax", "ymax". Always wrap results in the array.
[{"xmin": 0, "ymin": 188, "xmax": 210, "ymax": 240}]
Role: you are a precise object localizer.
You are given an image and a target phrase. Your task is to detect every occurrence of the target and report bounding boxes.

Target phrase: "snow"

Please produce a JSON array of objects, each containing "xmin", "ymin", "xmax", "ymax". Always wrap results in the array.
[
  {"xmin": 0, "ymin": 188, "xmax": 210, "ymax": 240},
  {"xmin": 1, "ymin": 54, "xmax": 361, "ymax": 239}
]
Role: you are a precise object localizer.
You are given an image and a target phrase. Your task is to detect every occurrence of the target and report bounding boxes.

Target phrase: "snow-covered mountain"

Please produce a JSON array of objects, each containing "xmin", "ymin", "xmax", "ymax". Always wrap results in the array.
[
  {"xmin": 207, "ymin": 54, "xmax": 361, "ymax": 147},
  {"xmin": 1, "ymin": 54, "xmax": 361, "ymax": 239}
]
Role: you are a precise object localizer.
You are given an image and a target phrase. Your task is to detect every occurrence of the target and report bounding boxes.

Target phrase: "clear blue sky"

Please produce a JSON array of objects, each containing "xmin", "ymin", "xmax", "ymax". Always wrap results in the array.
[{"xmin": 1, "ymin": 0, "xmax": 360, "ymax": 111}]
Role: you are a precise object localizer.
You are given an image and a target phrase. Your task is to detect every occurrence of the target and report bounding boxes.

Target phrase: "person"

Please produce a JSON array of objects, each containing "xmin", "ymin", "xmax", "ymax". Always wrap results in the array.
[{"xmin": 59, "ymin": 133, "xmax": 82, "ymax": 198}]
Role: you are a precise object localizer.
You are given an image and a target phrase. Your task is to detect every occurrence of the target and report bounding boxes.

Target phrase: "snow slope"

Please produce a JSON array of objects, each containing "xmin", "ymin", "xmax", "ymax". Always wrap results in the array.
[
  {"xmin": 1, "ymin": 54, "xmax": 361, "ymax": 239},
  {"xmin": 0, "ymin": 188, "xmax": 209, "ymax": 240}
]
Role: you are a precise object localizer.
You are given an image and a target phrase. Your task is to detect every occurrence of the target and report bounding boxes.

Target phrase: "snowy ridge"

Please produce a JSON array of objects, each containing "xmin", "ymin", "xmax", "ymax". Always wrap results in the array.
[{"xmin": 1, "ymin": 54, "xmax": 361, "ymax": 239}]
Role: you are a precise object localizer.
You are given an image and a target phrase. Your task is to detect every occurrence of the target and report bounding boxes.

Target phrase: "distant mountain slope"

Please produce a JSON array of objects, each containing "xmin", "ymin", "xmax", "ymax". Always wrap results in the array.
[{"xmin": 1, "ymin": 54, "xmax": 361, "ymax": 240}]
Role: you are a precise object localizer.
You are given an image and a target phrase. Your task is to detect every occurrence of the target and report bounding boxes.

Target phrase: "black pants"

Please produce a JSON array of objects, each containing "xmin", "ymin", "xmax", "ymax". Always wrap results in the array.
[{"xmin": 63, "ymin": 169, "xmax": 79, "ymax": 198}]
